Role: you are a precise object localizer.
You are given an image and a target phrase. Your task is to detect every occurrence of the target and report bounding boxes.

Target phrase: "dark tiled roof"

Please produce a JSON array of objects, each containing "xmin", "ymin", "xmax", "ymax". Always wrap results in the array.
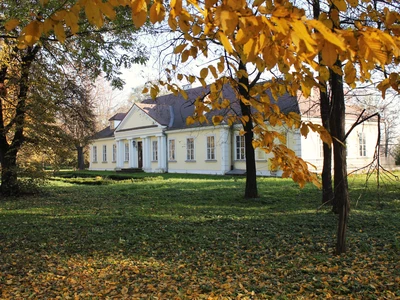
[
  {"xmin": 93, "ymin": 83, "xmax": 301, "ymax": 139},
  {"xmin": 140, "ymin": 84, "xmax": 300, "ymax": 129},
  {"xmin": 108, "ymin": 113, "xmax": 127, "ymax": 121},
  {"xmin": 135, "ymin": 103, "xmax": 171, "ymax": 126},
  {"xmin": 92, "ymin": 126, "xmax": 115, "ymax": 139}
]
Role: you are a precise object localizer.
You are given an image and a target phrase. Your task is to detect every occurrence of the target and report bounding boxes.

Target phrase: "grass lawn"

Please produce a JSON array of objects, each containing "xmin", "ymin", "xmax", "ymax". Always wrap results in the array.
[{"xmin": 0, "ymin": 172, "xmax": 399, "ymax": 299}]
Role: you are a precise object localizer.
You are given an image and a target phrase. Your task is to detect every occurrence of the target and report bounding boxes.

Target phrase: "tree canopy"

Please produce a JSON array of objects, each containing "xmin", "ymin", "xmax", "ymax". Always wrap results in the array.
[{"xmin": 0, "ymin": 0, "xmax": 149, "ymax": 195}]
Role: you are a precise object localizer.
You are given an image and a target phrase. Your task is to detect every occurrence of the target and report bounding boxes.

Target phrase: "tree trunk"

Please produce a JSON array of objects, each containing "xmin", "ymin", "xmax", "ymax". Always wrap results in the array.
[
  {"xmin": 330, "ymin": 64, "xmax": 350, "ymax": 255},
  {"xmin": 238, "ymin": 61, "xmax": 258, "ymax": 198},
  {"xmin": 243, "ymin": 118, "xmax": 258, "ymax": 198},
  {"xmin": 314, "ymin": 0, "xmax": 334, "ymax": 205},
  {"xmin": 77, "ymin": 145, "xmax": 85, "ymax": 170},
  {"xmin": 0, "ymin": 151, "xmax": 19, "ymax": 196},
  {"xmin": 0, "ymin": 46, "xmax": 40, "ymax": 196}
]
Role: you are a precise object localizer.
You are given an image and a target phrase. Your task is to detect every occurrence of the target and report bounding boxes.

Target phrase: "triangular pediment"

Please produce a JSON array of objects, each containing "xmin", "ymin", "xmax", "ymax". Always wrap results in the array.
[{"xmin": 115, "ymin": 104, "xmax": 162, "ymax": 132}]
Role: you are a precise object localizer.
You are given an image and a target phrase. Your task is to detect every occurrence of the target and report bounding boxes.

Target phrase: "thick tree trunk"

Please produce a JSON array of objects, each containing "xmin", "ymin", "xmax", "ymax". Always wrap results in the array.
[
  {"xmin": 77, "ymin": 145, "xmax": 85, "ymax": 170},
  {"xmin": 330, "ymin": 65, "xmax": 350, "ymax": 255},
  {"xmin": 0, "ymin": 46, "xmax": 40, "ymax": 196},
  {"xmin": 238, "ymin": 61, "xmax": 258, "ymax": 198},
  {"xmin": 0, "ymin": 151, "xmax": 19, "ymax": 196},
  {"xmin": 320, "ymin": 89, "xmax": 334, "ymax": 205},
  {"xmin": 243, "ymin": 119, "xmax": 258, "ymax": 198}
]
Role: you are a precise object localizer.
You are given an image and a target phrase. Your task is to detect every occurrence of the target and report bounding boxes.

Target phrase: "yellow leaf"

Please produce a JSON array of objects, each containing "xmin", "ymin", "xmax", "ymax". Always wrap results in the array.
[
  {"xmin": 321, "ymin": 42, "xmax": 337, "ymax": 67},
  {"xmin": 43, "ymin": 18, "xmax": 55, "ymax": 34},
  {"xmin": 318, "ymin": 66, "xmax": 330, "ymax": 82},
  {"xmin": 168, "ymin": 15, "xmax": 178, "ymax": 30},
  {"xmin": 99, "ymin": 1, "xmax": 116, "ymax": 20},
  {"xmin": 149, "ymin": 2, "xmax": 165, "ymax": 24},
  {"xmin": 200, "ymin": 68, "xmax": 208, "ymax": 79},
  {"xmin": 40, "ymin": 0, "xmax": 49, "ymax": 5},
  {"xmin": 180, "ymin": 89, "xmax": 188, "ymax": 100},
  {"xmin": 4, "ymin": 19, "xmax": 19, "ymax": 31},
  {"xmin": 219, "ymin": 10, "xmax": 238, "ymax": 36},
  {"xmin": 209, "ymin": 65, "xmax": 218, "ymax": 78},
  {"xmin": 150, "ymin": 86, "xmax": 158, "ymax": 99},
  {"xmin": 235, "ymin": 28, "xmax": 249, "ymax": 45},
  {"xmin": 320, "ymin": 131, "xmax": 332, "ymax": 146},
  {"xmin": 65, "ymin": 12, "xmax": 79, "ymax": 34},
  {"xmin": 243, "ymin": 38, "xmax": 256, "ymax": 62},
  {"xmin": 221, "ymin": 98, "xmax": 230, "ymax": 108},
  {"xmin": 132, "ymin": 9, "xmax": 147, "ymax": 28},
  {"xmin": 292, "ymin": 19, "xmax": 316, "ymax": 51},
  {"xmin": 51, "ymin": 9, "xmax": 66, "ymax": 21},
  {"xmin": 212, "ymin": 115, "xmax": 224, "ymax": 125},
  {"xmin": 307, "ymin": 19, "xmax": 346, "ymax": 51},
  {"xmin": 142, "ymin": 87, "xmax": 149, "ymax": 94},
  {"xmin": 174, "ymin": 43, "xmax": 187, "ymax": 54},
  {"xmin": 186, "ymin": 116, "xmax": 195, "ymax": 125},
  {"xmin": 218, "ymin": 31, "xmax": 234, "ymax": 54},
  {"xmin": 21, "ymin": 20, "xmax": 42, "ymax": 46},
  {"xmin": 346, "ymin": 0, "xmax": 358, "ymax": 8},
  {"xmin": 300, "ymin": 123, "xmax": 309, "ymax": 137},
  {"xmin": 170, "ymin": 0, "xmax": 182, "ymax": 16},
  {"xmin": 192, "ymin": 23, "xmax": 201, "ymax": 36},
  {"xmin": 332, "ymin": 0, "xmax": 347, "ymax": 11},
  {"xmin": 217, "ymin": 58, "xmax": 225, "ymax": 73},
  {"xmin": 131, "ymin": 0, "xmax": 146, "ymax": 14},
  {"xmin": 344, "ymin": 61, "xmax": 356, "ymax": 85},
  {"xmin": 85, "ymin": 1, "xmax": 103, "ymax": 28},
  {"xmin": 54, "ymin": 22, "xmax": 66, "ymax": 43}
]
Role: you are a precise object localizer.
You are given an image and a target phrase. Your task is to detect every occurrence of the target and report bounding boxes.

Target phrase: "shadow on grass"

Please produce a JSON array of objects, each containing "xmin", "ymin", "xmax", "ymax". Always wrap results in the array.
[{"xmin": 0, "ymin": 176, "xmax": 399, "ymax": 298}]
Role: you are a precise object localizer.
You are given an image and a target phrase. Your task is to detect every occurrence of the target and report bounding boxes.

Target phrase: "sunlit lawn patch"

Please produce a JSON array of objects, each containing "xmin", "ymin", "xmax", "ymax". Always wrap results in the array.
[{"xmin": 0, "ymin": 173, "xmax": 399, "ymax": 298}]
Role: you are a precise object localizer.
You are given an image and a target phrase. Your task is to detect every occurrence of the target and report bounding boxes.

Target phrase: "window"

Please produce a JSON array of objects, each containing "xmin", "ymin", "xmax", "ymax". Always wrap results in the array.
[
  {"xmin": 235, "ymin": 135, "xmax": 245, "ymax": 160},
  {"xmin": 152, "ymin": 140, "xmax": 158, "ymax": 161},
  {"xmin": 206, "ymin": 136, "xmax": 216, "ymax": 160},
  {"xmin": 92, "ymin": 146, "xmax": 97, "ymax": 163},
  {"xmin": 124, "ymin": 143, "xmax": 129, "ymax": 162},
  {"xmin": 102, "ymin": 145, "xmax": 107, "ymax": 162},
  {"xmin": 358, "ymin": 132, "xmax": 366, "ymax": 157},
  {"xmin": 186, "ymin": 138, "xmax": 195, "ymax": 161},
  {"xmin": 112, "ymin": 144, "xmax": 117, "ymax": 162},
  {"xmin": 319, "ymin": 138, "xmax": 324, "ymax": 158},
  {"xmin": 256, "ymin": 147, "xmax": 266, "ymax": 160},
  {"xmin": 168, "ymin": 139, "xmax": 176, "ymax": 161}
]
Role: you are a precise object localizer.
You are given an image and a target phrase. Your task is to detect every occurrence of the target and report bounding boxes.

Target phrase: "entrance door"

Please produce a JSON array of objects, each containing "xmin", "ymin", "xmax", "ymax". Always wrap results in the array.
[{"xmin": 137, "ymin": 141, "xmax": 143, "ymax": 169}]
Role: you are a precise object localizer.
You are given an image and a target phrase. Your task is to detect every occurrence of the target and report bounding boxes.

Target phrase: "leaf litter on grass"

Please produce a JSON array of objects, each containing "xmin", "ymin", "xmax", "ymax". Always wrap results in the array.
[{"xmin": 0, "ymin": 174, "xmax": 399, "ymax": 298}]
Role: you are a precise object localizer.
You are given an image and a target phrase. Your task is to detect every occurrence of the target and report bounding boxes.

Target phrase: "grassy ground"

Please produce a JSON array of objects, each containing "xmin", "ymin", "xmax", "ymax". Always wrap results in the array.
[{"xmin": 0, "ymin": 172, "xmax": 399, "ymax": 299}]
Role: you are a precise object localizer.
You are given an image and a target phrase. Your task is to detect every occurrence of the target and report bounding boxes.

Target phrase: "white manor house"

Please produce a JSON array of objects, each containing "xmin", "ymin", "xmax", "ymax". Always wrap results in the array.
[{"xmin": 89, "ymin": 85, "xmax": 382, "ymax": 176}]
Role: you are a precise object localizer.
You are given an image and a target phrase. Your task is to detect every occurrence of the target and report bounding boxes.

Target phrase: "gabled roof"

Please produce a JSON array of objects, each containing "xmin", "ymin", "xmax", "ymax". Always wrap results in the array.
[
  {"xmin": 108, "ymin": 113, "xmax": 127, "ymax": 121},
  {"xmin": 92, "ymin": 83, "xmax": 301, "ymax": 139},
  {"xmin": 92, "ymin": 126, "xmax": 115, "ymax": 139},
  {"xmin": 139, "ymin": 84, "xmax": 300, "ymax": 129},
  {"xmin": 135, "ymin": 102, "xmax": 171, "ymax": 126}
]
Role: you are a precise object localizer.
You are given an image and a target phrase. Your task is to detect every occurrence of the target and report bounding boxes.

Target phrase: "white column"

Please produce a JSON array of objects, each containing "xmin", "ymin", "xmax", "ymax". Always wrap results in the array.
[
  {"xmin": 156, "ymin": 135, "xmax": 167, "ymax": 171},
  {"xmin": 162, "ymin": 134, "xmax": 167, "ymax": 171},
  {"xmin": 220, "ymin": 127, "xmax": 231, "ymax": 174},
  {"xmin": 142, "ymin": 137, "xmax": 151, "ymax": 171},
  {"xmin": 128, "ymin": 138, "xmax": 137, "ymax": 168},
  {"xmin": 132, "ymin": 139, "xmax": 138, "ymax": 168},
  {"xmin": 116, "ymin": 139, "xmax": 124, "ymax": 169}
]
